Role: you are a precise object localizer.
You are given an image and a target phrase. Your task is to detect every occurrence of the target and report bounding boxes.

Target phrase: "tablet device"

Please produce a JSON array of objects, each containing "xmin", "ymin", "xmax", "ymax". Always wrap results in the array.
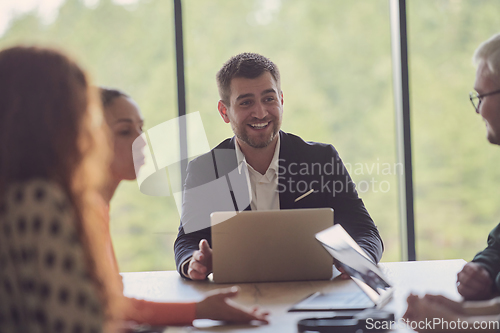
[{"xmin": 289, "ymin": 224, "xmax": 393, "ymax": 311}]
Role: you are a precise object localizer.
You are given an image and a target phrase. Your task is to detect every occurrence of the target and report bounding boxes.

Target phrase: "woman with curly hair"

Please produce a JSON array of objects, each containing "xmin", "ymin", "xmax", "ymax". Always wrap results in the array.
[{"xmin": 0, "ymin": 46, "xmax": 122, "ymax": 332}]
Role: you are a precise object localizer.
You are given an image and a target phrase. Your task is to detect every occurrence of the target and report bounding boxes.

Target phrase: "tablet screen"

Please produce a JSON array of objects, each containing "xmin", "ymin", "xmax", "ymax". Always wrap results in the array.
[{"xmin": 315, "ymin": 225, "xmax": 392, "ymax": 306}]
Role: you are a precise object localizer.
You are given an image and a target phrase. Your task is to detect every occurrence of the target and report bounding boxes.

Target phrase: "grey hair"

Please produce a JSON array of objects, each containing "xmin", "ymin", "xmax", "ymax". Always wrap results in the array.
[{"xmin": 473, "ymin": 33, "xmax": 500, "ymax": 74}]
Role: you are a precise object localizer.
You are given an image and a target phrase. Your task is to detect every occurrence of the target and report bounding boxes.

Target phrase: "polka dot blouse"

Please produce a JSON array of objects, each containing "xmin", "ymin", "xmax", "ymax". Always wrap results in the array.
[{"xmin": 0, "ymin": 179, "xmax": 104, "ymax": 333}]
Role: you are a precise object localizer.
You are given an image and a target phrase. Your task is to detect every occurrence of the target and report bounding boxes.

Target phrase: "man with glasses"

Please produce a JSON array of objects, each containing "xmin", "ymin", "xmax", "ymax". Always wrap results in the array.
[
  {"xmin": 403, "ymin": 33, "xmax": 500, "ymax": 330},
  {"xmin": 469, "ymin": 72, "xmax": 500, "ymax": 145},
  {"xmin": 458, "ymin": 33, "xmax": 500, "ymax": 300}
]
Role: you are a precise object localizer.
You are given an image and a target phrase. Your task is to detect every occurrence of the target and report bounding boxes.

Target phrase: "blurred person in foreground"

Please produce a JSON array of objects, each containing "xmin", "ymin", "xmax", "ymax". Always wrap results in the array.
[
  {"xmin": 403, "ymin": 33, "xmax": 500, "ymax": 331},
  {"xmin": 0, "ymin": 46, "xmax": 122, "ymax": 333},
  {"xmin": 99, "ymin": 87, "xmax": 269, "ymax": 327}
]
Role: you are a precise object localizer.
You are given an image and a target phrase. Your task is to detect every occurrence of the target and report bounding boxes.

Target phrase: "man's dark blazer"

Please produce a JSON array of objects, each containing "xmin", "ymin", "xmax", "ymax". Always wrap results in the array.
[{"xmin": 174, "ymin": 131, "xmax": 384, "ymax": 276}]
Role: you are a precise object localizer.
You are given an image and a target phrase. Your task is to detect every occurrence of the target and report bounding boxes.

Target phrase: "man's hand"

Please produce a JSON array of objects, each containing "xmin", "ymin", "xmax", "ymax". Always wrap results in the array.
[
  {"xmin": 403, "ymin": 293, "xmax": 461, "ymax": 332},
  {"xmin": 422, "ymin": 294, "xmax": 464, "ymax": 314},
  {"xmin": 333, "ymin": 259, "xmax": 349, "ymax": 280},
  {"xmin": 188, "ymin": 239, "xmax": 213, "ymax": 280},
  {"xmin": 195, "ymin": 287, "xmax": 269, "ymax": 323},
  {"xmin": 335, "ymin": 264, "xmax": 350, "ymax": 280},
  {"xmin": 457, "ymin": 262, "xmax": 493, "ymax": 300}
]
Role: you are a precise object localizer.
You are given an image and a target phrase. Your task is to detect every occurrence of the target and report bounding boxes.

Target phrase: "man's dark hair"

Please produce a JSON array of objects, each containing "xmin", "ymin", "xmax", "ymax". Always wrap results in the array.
[{"xmin": 216, "ymin": 52, "xmax": 280, "ymax": 106}]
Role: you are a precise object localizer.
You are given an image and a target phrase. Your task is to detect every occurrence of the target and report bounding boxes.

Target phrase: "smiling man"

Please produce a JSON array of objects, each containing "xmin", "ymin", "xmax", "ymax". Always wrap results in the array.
[{"xmin": 174, "ymin": 53, "xmax": 383, "ymax": 280}]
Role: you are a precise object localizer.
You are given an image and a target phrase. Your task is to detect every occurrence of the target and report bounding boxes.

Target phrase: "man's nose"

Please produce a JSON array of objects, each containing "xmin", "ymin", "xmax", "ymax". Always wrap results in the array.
[{"xmin": 252, "ymin": 101, "xmax": 268, "ymax": 119}]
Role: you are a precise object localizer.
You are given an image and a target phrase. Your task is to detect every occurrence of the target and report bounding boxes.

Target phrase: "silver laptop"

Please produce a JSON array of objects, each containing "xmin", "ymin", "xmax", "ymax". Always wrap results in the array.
[{"xmin": 210, "ymin": 208, "xmax": 334, "ymax": 284}]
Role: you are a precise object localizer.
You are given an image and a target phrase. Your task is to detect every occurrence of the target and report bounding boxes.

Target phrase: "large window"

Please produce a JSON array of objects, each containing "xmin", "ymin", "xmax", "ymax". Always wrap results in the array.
[
  {"xmin": 0, "ymin": 0, "xmax": 179, "ymax": 271},
  {"xmin": 408, "ymin": 0, "xmax": 500, "ymax": 260},
  {"xmin": 4, "ymin": 0, "xmax": 498, "ymax": 271},
  {"xmin": 183, "ymin": 0, "xmax": 400, "ymax": 261}
]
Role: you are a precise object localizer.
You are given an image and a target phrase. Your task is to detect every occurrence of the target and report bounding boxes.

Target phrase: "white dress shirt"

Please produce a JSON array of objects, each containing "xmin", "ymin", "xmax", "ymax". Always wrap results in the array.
[
  {"xmin": 181, "ymin": 137, "xmax": 281, "ymax": 277},
  {"xmin": 235, "ymin": 136, "xmax": 281, "ymax": 211}
]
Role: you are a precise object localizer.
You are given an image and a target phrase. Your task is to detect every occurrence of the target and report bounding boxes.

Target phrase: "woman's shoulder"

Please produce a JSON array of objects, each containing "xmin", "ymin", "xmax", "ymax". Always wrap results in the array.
[
  {"xmin": 2, "ymin": 179, "xmax": 71, "ymax": 215},
  {"xmin": 1, "ymin": 179, "xmax": 78, "ymax": 245},
  {"xmin": 0, "ymin": 179, "xmax": 105, "ymax": 332},
  {"xmin": 4, "ymin": 178, "xmax": 68, "ymax": 201}
]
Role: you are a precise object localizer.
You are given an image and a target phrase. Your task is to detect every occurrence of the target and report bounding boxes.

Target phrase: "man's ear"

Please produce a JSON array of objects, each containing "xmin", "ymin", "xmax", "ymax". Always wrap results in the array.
[
  {"xmin": 218, "ymin": 100, "xmax": 230, "ymax": 123},
  {"xmin": 280, "ymin": 91, "xmax": 284, "ymax": 106}
]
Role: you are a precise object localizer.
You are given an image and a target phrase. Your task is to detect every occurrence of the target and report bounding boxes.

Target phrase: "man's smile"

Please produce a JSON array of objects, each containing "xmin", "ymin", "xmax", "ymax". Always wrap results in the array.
[{"xmin": 248, "ymin": 121, "xmax": 270, "ymax": 130}]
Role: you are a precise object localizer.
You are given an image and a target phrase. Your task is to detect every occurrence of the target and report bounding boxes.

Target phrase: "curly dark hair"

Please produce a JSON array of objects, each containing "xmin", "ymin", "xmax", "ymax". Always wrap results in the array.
[{"xmin": 216, "ymin": 52, "xmax": 280, "ymax": 106}]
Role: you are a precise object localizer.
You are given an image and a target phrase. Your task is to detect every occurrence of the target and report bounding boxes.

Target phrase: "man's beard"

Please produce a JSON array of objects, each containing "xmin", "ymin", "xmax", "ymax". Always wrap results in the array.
[
  {"xmin": 486, "ymin": 122, "xmax": 500, "ymax": 145},
  {"xmin": 487, "ymin": 132, "xmax": 500, "ymax": 145},
  {"xmin": 232, "ymin": 120, "xmax": 280, "ymax": 149}
]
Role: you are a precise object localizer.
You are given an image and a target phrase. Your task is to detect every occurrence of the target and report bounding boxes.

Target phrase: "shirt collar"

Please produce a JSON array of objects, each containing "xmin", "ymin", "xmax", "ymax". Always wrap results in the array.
[{"xmin": 235, "ymin": 135, "xmax": 281, "ymax": 175}]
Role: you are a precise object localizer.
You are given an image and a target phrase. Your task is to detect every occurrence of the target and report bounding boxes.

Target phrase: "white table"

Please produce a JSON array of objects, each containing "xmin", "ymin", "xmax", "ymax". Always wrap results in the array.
[{"xmin": 122, "ymin": 259, "xmax": 466, "ymax": 332}]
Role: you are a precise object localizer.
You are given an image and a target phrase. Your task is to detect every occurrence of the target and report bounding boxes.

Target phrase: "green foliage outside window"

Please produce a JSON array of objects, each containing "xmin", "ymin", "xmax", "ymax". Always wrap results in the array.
[{"xmin": 1, "ymin": 0, "xmax": 499, "ymax": 271}]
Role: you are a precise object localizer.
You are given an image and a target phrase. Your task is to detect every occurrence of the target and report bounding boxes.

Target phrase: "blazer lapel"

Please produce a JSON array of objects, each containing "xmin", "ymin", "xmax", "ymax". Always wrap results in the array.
[
  {"xmin": 212, "ymin": 137, "xmax": 238, "ymax": 177},
  {"xmin": 220, "ymin": 134, "xmax": 297, "ymax": 211},
  {"xmin": 277, "ymin": 131, "xmax": 296, "ymax": 210}
]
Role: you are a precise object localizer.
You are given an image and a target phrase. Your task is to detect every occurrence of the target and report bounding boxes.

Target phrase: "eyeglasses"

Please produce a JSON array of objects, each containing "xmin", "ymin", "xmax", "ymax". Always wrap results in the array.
[{"xmin": 469, "ymin": 89, "xmax": 500, "ymax": 114}]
